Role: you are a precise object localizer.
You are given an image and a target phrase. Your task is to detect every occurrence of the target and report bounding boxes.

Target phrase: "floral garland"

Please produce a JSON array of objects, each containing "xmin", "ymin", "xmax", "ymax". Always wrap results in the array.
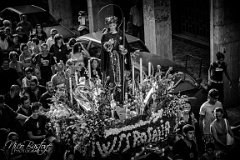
[
  {"xmin": 46, "ymin": 106, "xmax": 176, "ymax": 158},
  {"xmin": 45, "ymin": 68, "xmax": 191, "ymax": 158},
  {"xmin": 92, "ymin": 110, "xmax": 174, "ymax": 158}
]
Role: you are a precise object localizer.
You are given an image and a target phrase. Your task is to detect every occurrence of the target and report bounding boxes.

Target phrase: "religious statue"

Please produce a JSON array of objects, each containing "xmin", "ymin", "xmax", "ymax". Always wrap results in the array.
[{"xmin": 101, "ymin": 16, "xmax": 131, "ymax": 104}]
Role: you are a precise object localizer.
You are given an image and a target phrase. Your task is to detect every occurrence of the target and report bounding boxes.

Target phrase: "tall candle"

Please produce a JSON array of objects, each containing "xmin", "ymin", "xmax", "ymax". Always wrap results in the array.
[
  {"xmin": 88, "ymin": 60, "xmax": 91, "ymax": 89},
  {"xmin": 125, "ymin": 105, "xmax": 128, "ymax": 119},
  {"xmin": 110, "ymin": 94, "xmax": 116, "ymax": 119},
  {"xmin": 69, "ymin": 77, "xmax": 73, "ymax": 104},
  {"xmin": 140, "ymin": 92, "xmax": 143, "ymax": 114},
  {"xmin": 148, "ymin": 62, "xmax": 151, "ymax": 77},
  {"xmin": 140, "ymin": 58, "xmax": 142, "ymax": 84},
  {"xmin": 111, "ymin": 109, "xmax": 115, "ymax": 119},
  {"xmin": 125, "ymin": 94, "xmax": 128, "ymax": 119},
  {"xmin": 132, "ymin": 62, "xmax": 135, "ymax": 95},
  {"xmin": 75, "ymin": 71, "xmax": 78, "ymax": 85}
]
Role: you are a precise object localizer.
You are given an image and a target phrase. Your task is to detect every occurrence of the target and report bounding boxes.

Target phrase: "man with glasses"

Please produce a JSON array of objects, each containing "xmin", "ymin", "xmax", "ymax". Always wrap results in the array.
[
  {"xmin": 199, "ymin": 89, "xmax": 223, "ymax": 144},
  {"xmin": 46, "ymin": 28, "xmax": 58, "ymax": 50}
]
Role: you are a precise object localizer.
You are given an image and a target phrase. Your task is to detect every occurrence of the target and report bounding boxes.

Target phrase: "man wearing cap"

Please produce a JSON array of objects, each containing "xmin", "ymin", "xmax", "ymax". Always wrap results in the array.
[
  {"xmin": 17, "ymin": 15, "xmax": 32, "ymax": 36},
  {"xmin": 46, "ymin": 28, "xmax": 58, "ymax": 50}
]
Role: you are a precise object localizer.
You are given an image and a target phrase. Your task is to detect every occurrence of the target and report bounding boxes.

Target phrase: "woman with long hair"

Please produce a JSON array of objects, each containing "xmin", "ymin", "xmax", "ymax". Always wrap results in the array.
[
  {"xmin": 70, "ymin": 42, "xmax": 89, "ymax": 68},
  {"xmin": 49, "ymin": 33, "xmax": 68, "ymax": 64},
  {"xmin": 210, "ymin": 107, "xmax": 235, "ymax": 157},
  {"xmin": 35, "ymin": 24, "xmax": 47, "ymax": 44},
  {"xmin": 90, "ymin": 58, "xmax": 102, "ymax": 80}
]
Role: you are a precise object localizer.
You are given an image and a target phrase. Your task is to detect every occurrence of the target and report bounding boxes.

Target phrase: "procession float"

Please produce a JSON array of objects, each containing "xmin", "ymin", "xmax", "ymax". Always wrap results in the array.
[{"xmin": 44, "ymin": 56, "xmax": 191, "ymax": 160}]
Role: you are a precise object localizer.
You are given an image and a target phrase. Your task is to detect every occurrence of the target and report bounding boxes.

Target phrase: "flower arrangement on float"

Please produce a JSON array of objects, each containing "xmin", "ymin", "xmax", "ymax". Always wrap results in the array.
[{"xmin": 45, "ymin": 61, "xmax": 191, "ymax": 159}]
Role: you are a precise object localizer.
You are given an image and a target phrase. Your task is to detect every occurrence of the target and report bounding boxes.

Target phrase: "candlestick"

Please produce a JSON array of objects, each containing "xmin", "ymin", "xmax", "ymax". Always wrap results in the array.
[
  {"xmin": 125, "ymin": 93, "xmax": 129, "ymax": 119},
  {"xmin": 140, "ymin": 92, "xmax": 143, "ymax": 114},
  {"xmin": 75, "ymin": 71, "xmax": 78, "ymax": 85},
  {"xmin": 111, "ymin": 109, "xmax": 115, "ymax": 119},
  {"xmin": 132, "ymin": 62, "xmax": 135, "ymax": 95},
  {"xmin": 88, "ymin": 60, "xmax": 92, "ymax": 89},
  {"xmin": 140, "ymin": 58, "xmax": 142, "ymax": 84},
  {"xmin": 125, "ymin": 105, "xmax": 128, "ymax": 119},
  {"xmin": 69, "ymin": 77, "xmax": 73, "ymax": 105},
  {"xmin": 110, "ymin": 94, "xmax": 116, "ymax": 119},
  {"xmin": 148, "ymin": 62, "xmax": 151, "ymax": 77}
]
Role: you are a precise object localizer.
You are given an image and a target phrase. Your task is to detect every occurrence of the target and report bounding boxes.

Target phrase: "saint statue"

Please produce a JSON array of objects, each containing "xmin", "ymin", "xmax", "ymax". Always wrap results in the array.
[{"xmin": 101, "ymin": 16, "xmax": 131, "ymax": 104}]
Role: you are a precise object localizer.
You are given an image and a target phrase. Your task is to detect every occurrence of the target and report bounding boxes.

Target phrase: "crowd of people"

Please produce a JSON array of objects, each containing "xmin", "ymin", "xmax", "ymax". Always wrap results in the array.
[
  {"xmin": 170, "ymin": 50, "xmax": 236, "ymax": 160},
  {"xmin": 0, "ymin": 14, "xmax": 102, "ymax": 160},
  {"xmin": 171, "ymin": 88, "xmax": 238, "ymax": 160}
]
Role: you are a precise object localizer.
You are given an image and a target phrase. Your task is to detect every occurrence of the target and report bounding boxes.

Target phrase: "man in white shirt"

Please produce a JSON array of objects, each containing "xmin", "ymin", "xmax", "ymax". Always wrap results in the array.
[
  {"xmin": 199, "ymin": 89, "xmax": 223, "ymax": 143},
  {"xmin": 22, "ymin": 67, "xmax": 37, "ymax": 88},
  {"xmin": 46, "ymin": 28, "xmax": 58, "ymax": 50}
]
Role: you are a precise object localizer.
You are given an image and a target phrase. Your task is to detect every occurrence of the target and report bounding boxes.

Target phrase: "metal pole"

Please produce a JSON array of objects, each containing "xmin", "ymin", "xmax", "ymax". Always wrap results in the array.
[
  {"xmin": 185, "ymin": 54, "xmax": 188, "ymax": 69},
  {"xmin": 199, "ymin": 58, "xmax": 202, "ymax": 79},
  {"xmin": 122, "ymin": 17, "xmax": 126, "ymax": 103}
]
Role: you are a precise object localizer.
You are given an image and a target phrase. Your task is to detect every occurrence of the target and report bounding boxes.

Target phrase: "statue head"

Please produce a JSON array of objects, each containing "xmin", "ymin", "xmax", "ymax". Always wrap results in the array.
[{"xmin": 105, "ymin": 16, "xmax": 118, "ymax": 25}]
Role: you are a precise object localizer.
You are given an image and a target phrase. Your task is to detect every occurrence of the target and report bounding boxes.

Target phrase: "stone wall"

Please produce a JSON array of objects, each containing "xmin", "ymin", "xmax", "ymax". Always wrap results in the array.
[
  {"xmin": 143, "ymin": 0, "xmax": 172, "ymax": 60},
  {"xmin": 48, "ymin": 0, "xmax": 73, "ymax": 29}
]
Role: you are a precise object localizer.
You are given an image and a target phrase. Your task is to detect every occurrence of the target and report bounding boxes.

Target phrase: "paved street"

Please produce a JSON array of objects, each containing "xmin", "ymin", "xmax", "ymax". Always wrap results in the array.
[
  {"xmin": 173, "ymin": 39, "xmax": 209, "ymax": 87},
  {"xmin": 173, "ymin": 39, "xmax": 240, "ymax": 127}
]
